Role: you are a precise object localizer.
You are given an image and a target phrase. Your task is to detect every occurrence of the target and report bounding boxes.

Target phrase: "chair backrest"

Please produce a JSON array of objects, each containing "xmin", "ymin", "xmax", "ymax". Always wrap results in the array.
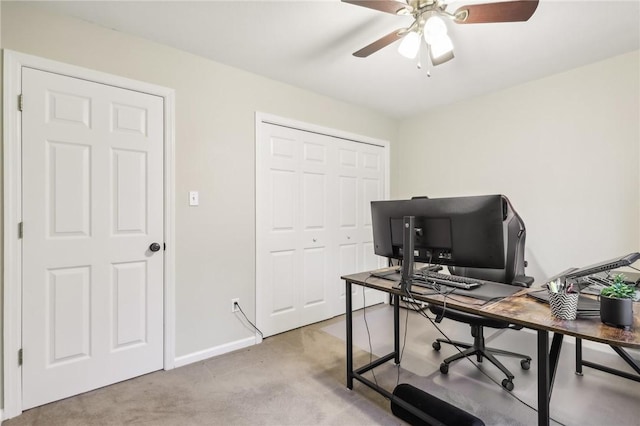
[{"xmin": 449, "ymin": 195, "xmax": 530, "ymax": 286}]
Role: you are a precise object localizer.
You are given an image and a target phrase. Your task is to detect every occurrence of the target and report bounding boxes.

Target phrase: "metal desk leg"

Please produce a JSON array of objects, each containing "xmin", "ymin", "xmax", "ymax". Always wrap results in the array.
[
  {"xmin": 537, "ymin": 330, "xmax": 550, "ymax": 426},
  {"xmin": 575, "ymin": 338, "xmax": 583, "ymax": 376},
  {"xmin": 576, "ymin": 339, "xmax": 640, "ymax": 382},
  {"xmin": 548, "ymin": 333, "xmax": 564, "ymax": 396},
  {"xmin": 394, "ymin": 291, "xmax": 400, "ymax": 364},
  {"xmin": 581, "ymin": 345, "xmax": 640, "ymax": 382},
  {"xmin": 346, "ymin": 281, "xmax": 353, "ymax": 389}
]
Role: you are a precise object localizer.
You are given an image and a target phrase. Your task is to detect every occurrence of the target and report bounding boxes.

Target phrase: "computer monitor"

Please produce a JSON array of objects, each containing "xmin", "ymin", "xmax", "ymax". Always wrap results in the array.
[{"xmin": 371, "ymin": 195, "xmax": 506, "ymax": 269}]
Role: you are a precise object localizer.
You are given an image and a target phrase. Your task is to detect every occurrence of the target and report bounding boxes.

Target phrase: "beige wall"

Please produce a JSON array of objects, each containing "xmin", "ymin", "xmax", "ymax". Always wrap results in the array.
[
  {"xmin": 0, "ymin": 1, "xmax": 398, "ymax": 363},
  {"xmin": 395, "ymin": 51, "xmax": 640, "ymax": 281},
  {"xmin": 0, "ymin": 0, "xmax": 4, "ymax": 409},
  {"xmin": 2, "ymin": 0, "xmax": 639, "ymax": 414}
]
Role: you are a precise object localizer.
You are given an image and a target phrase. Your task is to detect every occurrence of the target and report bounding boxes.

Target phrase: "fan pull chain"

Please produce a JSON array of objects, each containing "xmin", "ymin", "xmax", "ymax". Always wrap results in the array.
[{"xmin": 424, "ymin": 42, "xmax": 432, "ymax": 77}]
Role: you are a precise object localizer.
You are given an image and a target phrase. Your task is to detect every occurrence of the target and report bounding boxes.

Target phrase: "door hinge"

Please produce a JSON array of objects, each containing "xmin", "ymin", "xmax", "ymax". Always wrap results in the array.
[
  {"xmin": 18, "ymin": 222, "xmax": 23, "ymax": 239},
  {"xmin": 18, "ymin": 349, "xmax": 23, "ymax": 366},
  {"xmin": 18, "ymin": 94, "xmax": 23, "ymax": 112}
]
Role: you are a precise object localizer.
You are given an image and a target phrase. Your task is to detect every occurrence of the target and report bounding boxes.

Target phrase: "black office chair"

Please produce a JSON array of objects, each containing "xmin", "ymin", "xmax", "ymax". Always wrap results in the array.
[{"xmin": 429, "ymin": 196, "xmax": 534, "ymax": 391}]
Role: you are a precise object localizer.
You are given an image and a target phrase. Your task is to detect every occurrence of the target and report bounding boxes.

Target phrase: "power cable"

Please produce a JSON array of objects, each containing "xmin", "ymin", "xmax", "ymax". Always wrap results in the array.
[{"xmin": 233, "ymin": 301, "xmax": 264, "ymax": 339}]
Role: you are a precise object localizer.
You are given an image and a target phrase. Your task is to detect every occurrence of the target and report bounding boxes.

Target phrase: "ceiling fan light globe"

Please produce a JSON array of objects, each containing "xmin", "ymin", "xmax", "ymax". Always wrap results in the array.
[
  {"xmin": 398, "ymin": 31, "xmax": 421, "ymax": 59},
  {"xmin": 424, "ymin": 15, "xmax": 448, "ymax": 44},
  {"xmin": 430, "ymin": 34, "xmax": 454, "ymax": 60}
]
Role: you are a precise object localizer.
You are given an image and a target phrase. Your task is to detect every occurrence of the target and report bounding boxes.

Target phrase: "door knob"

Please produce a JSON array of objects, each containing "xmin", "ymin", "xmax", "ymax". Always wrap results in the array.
[{"xmin": 149, "ymin": 242, "xmax": 161, "ymax": 252}]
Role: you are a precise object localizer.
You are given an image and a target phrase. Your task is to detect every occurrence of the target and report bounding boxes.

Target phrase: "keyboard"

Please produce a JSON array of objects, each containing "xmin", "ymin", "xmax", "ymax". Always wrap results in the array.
[{"xmin": 414, "ymin": 271, "xmax": 483, "ymax": 290}]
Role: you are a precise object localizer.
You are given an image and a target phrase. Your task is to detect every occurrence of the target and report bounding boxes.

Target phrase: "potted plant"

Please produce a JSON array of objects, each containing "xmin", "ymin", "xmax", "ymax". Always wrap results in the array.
[{"xmin": 600, "ymin": 274, "xmax": 635, "ymax": 329}]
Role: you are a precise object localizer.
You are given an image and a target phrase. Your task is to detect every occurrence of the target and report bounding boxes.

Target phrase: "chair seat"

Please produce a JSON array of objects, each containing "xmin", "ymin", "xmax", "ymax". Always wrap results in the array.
[{"xmin": 429, "ymin": 305, "xmax": 510, "ymax": 329}]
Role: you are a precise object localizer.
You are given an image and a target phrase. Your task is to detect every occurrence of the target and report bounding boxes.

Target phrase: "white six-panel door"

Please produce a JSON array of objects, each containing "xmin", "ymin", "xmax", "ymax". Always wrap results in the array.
[
  {"xmin": 21, "ymin": 68, "xmax": 165, "ymax": 409},
  {"xmin": 257, "ymin": 122, "xmax": 386, "ymax": 337}
]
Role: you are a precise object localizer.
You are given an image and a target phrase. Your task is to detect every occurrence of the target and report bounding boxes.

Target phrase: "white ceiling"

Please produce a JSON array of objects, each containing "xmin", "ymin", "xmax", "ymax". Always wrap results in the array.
[{"xmin": 29, "ymin": 0, "xmax": 640, "ymax": 118}]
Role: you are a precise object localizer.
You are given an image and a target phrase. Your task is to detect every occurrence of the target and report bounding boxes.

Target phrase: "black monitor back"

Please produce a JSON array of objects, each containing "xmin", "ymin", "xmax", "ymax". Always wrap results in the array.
[{"xmin": 371, "ymin": 195, "xmax": 505, "ymax": 269}]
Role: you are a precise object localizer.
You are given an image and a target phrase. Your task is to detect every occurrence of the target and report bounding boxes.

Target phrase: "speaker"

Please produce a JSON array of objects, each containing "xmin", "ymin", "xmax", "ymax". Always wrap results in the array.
[{"xmin": 391, "ymin": 384, "xmax": 485, "ymax": 426}]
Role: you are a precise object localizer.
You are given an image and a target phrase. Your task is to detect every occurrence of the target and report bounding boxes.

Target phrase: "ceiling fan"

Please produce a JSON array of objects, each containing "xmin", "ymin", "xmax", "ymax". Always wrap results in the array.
[{"xmin": 343, "ymin": 0, "xmax": 539, "ymax": 67}]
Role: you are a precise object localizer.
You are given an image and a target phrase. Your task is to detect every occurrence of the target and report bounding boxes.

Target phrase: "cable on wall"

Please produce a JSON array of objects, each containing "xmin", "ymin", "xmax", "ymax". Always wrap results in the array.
[{"xmin": 234, "ymin": 301, "xmax": 264, "ymax": 339}]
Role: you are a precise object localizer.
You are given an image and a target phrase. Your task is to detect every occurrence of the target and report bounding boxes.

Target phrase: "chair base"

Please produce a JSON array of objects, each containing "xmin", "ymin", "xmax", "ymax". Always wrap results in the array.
[{"xmin": 433, "ymin": 325, "xmax": 531, "ymax": 391}]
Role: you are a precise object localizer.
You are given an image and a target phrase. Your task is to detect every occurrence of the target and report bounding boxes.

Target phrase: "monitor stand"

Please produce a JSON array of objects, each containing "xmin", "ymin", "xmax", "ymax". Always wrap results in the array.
[{"xmin": 400, "ymin": 216, "xmax": 415, "ymax": 294}]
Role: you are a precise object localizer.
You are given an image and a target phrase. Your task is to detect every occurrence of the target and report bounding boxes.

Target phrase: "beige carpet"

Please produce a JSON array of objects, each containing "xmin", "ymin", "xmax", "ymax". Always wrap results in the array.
[
  {"xmin": 4, "ymin": 313, "xmax": 402, "ymax": 426},
  {"xmin": 4, "ymin": 304, "xmax": 640, "ymax": 425}
]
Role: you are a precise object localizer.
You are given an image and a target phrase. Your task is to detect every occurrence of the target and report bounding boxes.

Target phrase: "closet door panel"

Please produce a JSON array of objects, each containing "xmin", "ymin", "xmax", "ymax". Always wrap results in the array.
[{"xmin": 257, "ymin": 121, "xmax": 387, "ymax": 336}]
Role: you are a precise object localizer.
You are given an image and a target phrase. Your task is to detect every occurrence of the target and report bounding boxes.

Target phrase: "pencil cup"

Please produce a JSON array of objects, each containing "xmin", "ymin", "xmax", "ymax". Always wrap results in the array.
[{"xmin": 548, "ymin": 291, "xmax": 579, "ymax": 320}]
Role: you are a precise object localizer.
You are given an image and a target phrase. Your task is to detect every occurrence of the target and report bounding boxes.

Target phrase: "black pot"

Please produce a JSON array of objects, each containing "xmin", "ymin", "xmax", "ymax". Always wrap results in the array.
[{"xmin": 600, "ymin": 295, "xmax": 634, "ymax": 329}]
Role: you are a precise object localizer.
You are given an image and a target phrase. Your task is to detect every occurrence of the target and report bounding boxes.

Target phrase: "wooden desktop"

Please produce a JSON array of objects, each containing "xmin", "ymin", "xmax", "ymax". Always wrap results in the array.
[{"xmin": 342, "ymin": 270, "xmax": 640, "ymax": 426}]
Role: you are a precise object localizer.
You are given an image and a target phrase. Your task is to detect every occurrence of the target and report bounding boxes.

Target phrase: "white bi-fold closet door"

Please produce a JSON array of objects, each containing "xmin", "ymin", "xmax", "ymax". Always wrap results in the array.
[{"xmin": 256, "ymin": 120, "xmax": 387, "ymax": 338}]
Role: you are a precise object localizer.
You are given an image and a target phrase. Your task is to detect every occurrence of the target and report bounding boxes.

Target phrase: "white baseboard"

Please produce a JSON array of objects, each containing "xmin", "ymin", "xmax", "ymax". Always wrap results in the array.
[{"xmin": 173, "ymin": 336, "xmax": 257, "ymax": 368}]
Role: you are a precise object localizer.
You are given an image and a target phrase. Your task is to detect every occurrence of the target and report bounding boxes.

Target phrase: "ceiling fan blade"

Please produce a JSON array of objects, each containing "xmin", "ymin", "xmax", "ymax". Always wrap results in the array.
[
  {"xmin": 353, "ymin": 29, "xmax": 405, "ymax": 57},
  {"xmin": 342, "ymin": 0, "xmax": 412, "ymax": 15},
  {"xmin": 454, "ymin": 0, "xmax": 539, "ymax": 24}
]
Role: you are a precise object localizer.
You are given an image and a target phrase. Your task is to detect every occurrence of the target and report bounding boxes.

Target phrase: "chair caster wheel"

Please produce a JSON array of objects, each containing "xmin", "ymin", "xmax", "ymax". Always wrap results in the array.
[
  {"xmin": 440, "ymin": 363, "xmax": 449, "ymax": 374},
  {"xmin": 521, "ymin": 359, "xmax": 531, "ymax": 370},
  {"xmin": 502, "ymin": 379, "xmax": 514, "ymax": 391},
  {"xmin": 432, "ymin": 341, "xmax": 441, "ymax": 351}
]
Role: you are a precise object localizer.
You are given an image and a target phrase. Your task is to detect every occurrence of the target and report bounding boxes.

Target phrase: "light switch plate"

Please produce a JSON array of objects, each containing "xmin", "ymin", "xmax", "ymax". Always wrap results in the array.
[{"xmin": 189, "ymin": 191, "xmax": 199, "ymax": 206}]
